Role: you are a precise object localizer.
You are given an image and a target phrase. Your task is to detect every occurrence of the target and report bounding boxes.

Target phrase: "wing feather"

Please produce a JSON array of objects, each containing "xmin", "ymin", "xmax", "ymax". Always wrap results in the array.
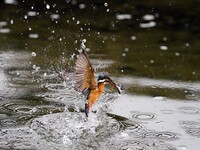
[{"xmin": 74, "ymin": 50, "xmax": 97, "ymax": 92}]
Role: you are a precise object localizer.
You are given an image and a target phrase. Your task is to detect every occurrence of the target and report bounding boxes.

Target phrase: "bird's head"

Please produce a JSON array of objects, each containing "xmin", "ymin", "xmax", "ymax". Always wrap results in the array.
[{"xmin": 97, "ymin": 74, "xmax": 121, "ymax": 94}]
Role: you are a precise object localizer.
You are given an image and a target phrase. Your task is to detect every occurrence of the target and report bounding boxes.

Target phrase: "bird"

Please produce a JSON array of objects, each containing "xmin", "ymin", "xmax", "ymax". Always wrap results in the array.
[{"xmin": 74, "ymin": 50, "xmax": 121, "ymax": 117}]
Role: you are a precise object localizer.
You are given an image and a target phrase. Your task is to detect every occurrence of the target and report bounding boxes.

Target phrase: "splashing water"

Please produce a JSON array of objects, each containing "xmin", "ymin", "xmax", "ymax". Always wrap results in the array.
[{"xmin": 30, "ymin": 110, "xmax": 121, "ymax": 149}]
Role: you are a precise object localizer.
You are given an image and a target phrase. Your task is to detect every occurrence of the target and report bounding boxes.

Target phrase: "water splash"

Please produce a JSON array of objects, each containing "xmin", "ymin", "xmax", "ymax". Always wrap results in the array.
[{"xmin": 30, "ymin": 110, "xmax": 121, "ymax": 149}]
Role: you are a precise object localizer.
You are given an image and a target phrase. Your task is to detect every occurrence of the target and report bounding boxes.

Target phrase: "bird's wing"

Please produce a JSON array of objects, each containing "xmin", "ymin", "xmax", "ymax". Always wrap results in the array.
[{"xmin": 74, "ymin": 50, "xmax": 97, "ymax": 92}]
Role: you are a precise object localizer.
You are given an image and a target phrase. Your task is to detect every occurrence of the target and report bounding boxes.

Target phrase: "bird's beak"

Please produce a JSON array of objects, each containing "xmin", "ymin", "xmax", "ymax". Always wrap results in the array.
[{"xmin": 106, "ymin": 77, "xmax": 121, "ymax": 94}]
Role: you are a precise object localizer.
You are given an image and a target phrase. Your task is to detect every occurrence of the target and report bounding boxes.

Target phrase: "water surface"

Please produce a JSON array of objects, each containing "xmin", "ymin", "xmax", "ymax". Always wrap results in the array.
[{"xmin": 0, "ymin": 1, "xmax": 200, "ymax": 149}]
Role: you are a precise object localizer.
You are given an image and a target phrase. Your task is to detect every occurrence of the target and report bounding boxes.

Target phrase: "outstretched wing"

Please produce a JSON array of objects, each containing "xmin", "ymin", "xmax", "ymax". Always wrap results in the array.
[{"xmin": 74, "ymin": 50, "xmax": 97, "ymax": 92}]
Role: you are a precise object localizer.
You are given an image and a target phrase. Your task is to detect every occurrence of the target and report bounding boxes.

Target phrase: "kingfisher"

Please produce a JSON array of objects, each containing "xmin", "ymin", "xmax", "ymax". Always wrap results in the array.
[{"xmin": 74, "ymin": 50, "xmax": 121, "ymax": 117}]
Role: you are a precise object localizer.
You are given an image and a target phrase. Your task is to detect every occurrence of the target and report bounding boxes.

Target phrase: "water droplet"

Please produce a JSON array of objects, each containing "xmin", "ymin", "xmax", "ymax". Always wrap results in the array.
[
  {"xmin": 0, "ymin": 21, "xmax": 7, "ymax": 26},
  {"xmin": 185, "ymin": 43, "xmax": 190, "ymax": 47},
  {"xmin": 142, "ymin": 14, "xmax": 155, "ymax": 21},
  {"xmin": 29, "ymin": 34, "xmax": 39, "ymax": 38},
  {"xmin": 27, "ymin": 11, "xmax": 37, "ymax": 16},
  {"xmin": 82, "ymin": 39, "xmax": 86, "ymax": 43},
  {"xmin": 24, "ymin": 15, "xmax": 28, "ymax": 19},
  {"xmin": 79, "ymin": 4, "xmax": 86, "ymax": 9},
  {"xmin": 4, "ymin": 0, "xmax": 17, "ymax": 4},
  {"xmin": 122, "ymin": 53, "xmax": 126, "ymax": 57},
  {"xmin": 10, "ymin": 19, "xmax": 13, "ymax": 24},
  {"xmin": 104, "ymin": 2, "xmax": 108, "ymax": 7},
  {"xmin": 124, "ymin": 48, "xmax": 129, "ymax": 52},
  {"xmin": 175, "ymin": 52, "xmax": 180, "ymax": 56},
  {"xmin": 0, "ymin": 28, "xmax": 11, "ymax": 33},
  {"xmin": 130, "ymin": 36, "xmax": 137, "ymax": 40},
  {"xmin": 150, "ymin": 60, "xmax": 154, "ymax": 64},
  {"xmin": 163, "ymin": 37, "xmax": 167, "ymax": 41},
  {"xmin": 140, "ymin": 21, "xmax": 156, "ymax": 28},
  {"xmin": 46, "ymin": 4, "xmax": 50, "ymax": 9},
  {"xmin": 116, "ymin": 14, "xmax": 132, "ymax": 20},
  {"xmin": 71, "ymin": 0, "xmax": 77, "ymax": 5},
  {"xmin": 51, "ymin": 14, "xmax": 60, "ymax": 19},
  {"xmin": 160, "ymin": 45, "xmax": 168, "ymax": 50},
  {"xmin": 32, "ymin": 65, "xmax": 36, "ymax": 69},
  {"xmin": 192, "ymin": 71, "xmax": 196, "ymax": 75},
  {"xmin": 31, "ymin": 52, "xmax": 36, "ymax": 57}
]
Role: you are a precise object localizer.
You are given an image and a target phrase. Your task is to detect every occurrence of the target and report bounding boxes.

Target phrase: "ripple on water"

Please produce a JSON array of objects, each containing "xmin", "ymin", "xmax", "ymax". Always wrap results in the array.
[
  {"xmin": 131, "ymin": 111, "xmax": 155, "ymax": 120},
  {"xmin": 120, "ymin": 140, "xmax": 141, "ymax": 149},
  {"xmin": 178, "ymin": 106, "xmax": 200, "ymax": 114},
  {"xmin": 2, "ymin": 100, "xmax": 35, "ymax": 113},
  {"xmin": 1, "ymin": 100, "xmax": 64, "ymax": 113},
  {"xmin": 0, "ymin": 118, "xmax": 17, "ymax": 127},
  {"xmin": 0, "ymin": 99, "xmax": 65, "ymax": 128},
  {"xmin": 155, "ymin": 142, "xmax": 176, "ymax": 150},
  {"xmin": 143, "ymin": 131, "xmax": 159, "ymax": 138},
  {"xmin": 178, "ymin": 145, "xmax": 188, "ymax": 150},
  {"xmin": 157, "ymin": 132, "xmax": 178, "ymax": 140},
  {"xmin": 123, "ymin": 122, "xmax": 142, "ymax": 132},
  {"xmin": 14, "ymin": 106, "xmax": 33, "ymax": 114},
  {"xmin": 110, "ymin": 132, "xmax": 176, "ymax": 150},
  {"xmin": 186, "ymin": 129, "xmax": 200, "ymax": 137},
  {"xmin": 161, "ymin": 109, "xmax": 174, "ymax": 114},
  {"xmin": 136, "ymin": 130, "xmax": 178, "ymax": 140},
  {"xmin": 17, "ymin": 114, "xmax": 36, "ymax": 122},
  {"xmin": 180, "ymin": 121, "xmax": 200, "ymax": 137},
  {"xmin": 44, "ymin": 83, "xmax": 67, "ymax": 91}
]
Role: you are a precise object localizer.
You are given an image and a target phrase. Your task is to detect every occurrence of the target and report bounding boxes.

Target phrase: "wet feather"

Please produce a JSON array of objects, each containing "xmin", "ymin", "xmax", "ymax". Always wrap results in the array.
[{"xmin": 74, "ymin": 50, "xmax": 97, "ymax": 92}]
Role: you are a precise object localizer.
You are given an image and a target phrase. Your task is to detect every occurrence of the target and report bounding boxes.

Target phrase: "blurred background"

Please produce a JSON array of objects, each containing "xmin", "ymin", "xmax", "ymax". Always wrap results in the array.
[{"xmin": 0, "ymin": 0, "xmax": 200, "ymax": 149}]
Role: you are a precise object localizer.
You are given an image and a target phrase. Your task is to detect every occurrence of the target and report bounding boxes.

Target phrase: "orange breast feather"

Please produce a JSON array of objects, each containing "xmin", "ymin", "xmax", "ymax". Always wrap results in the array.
[{"xmin": 88, "ymin": 83, "xmax": 105, "ymax": 110}]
